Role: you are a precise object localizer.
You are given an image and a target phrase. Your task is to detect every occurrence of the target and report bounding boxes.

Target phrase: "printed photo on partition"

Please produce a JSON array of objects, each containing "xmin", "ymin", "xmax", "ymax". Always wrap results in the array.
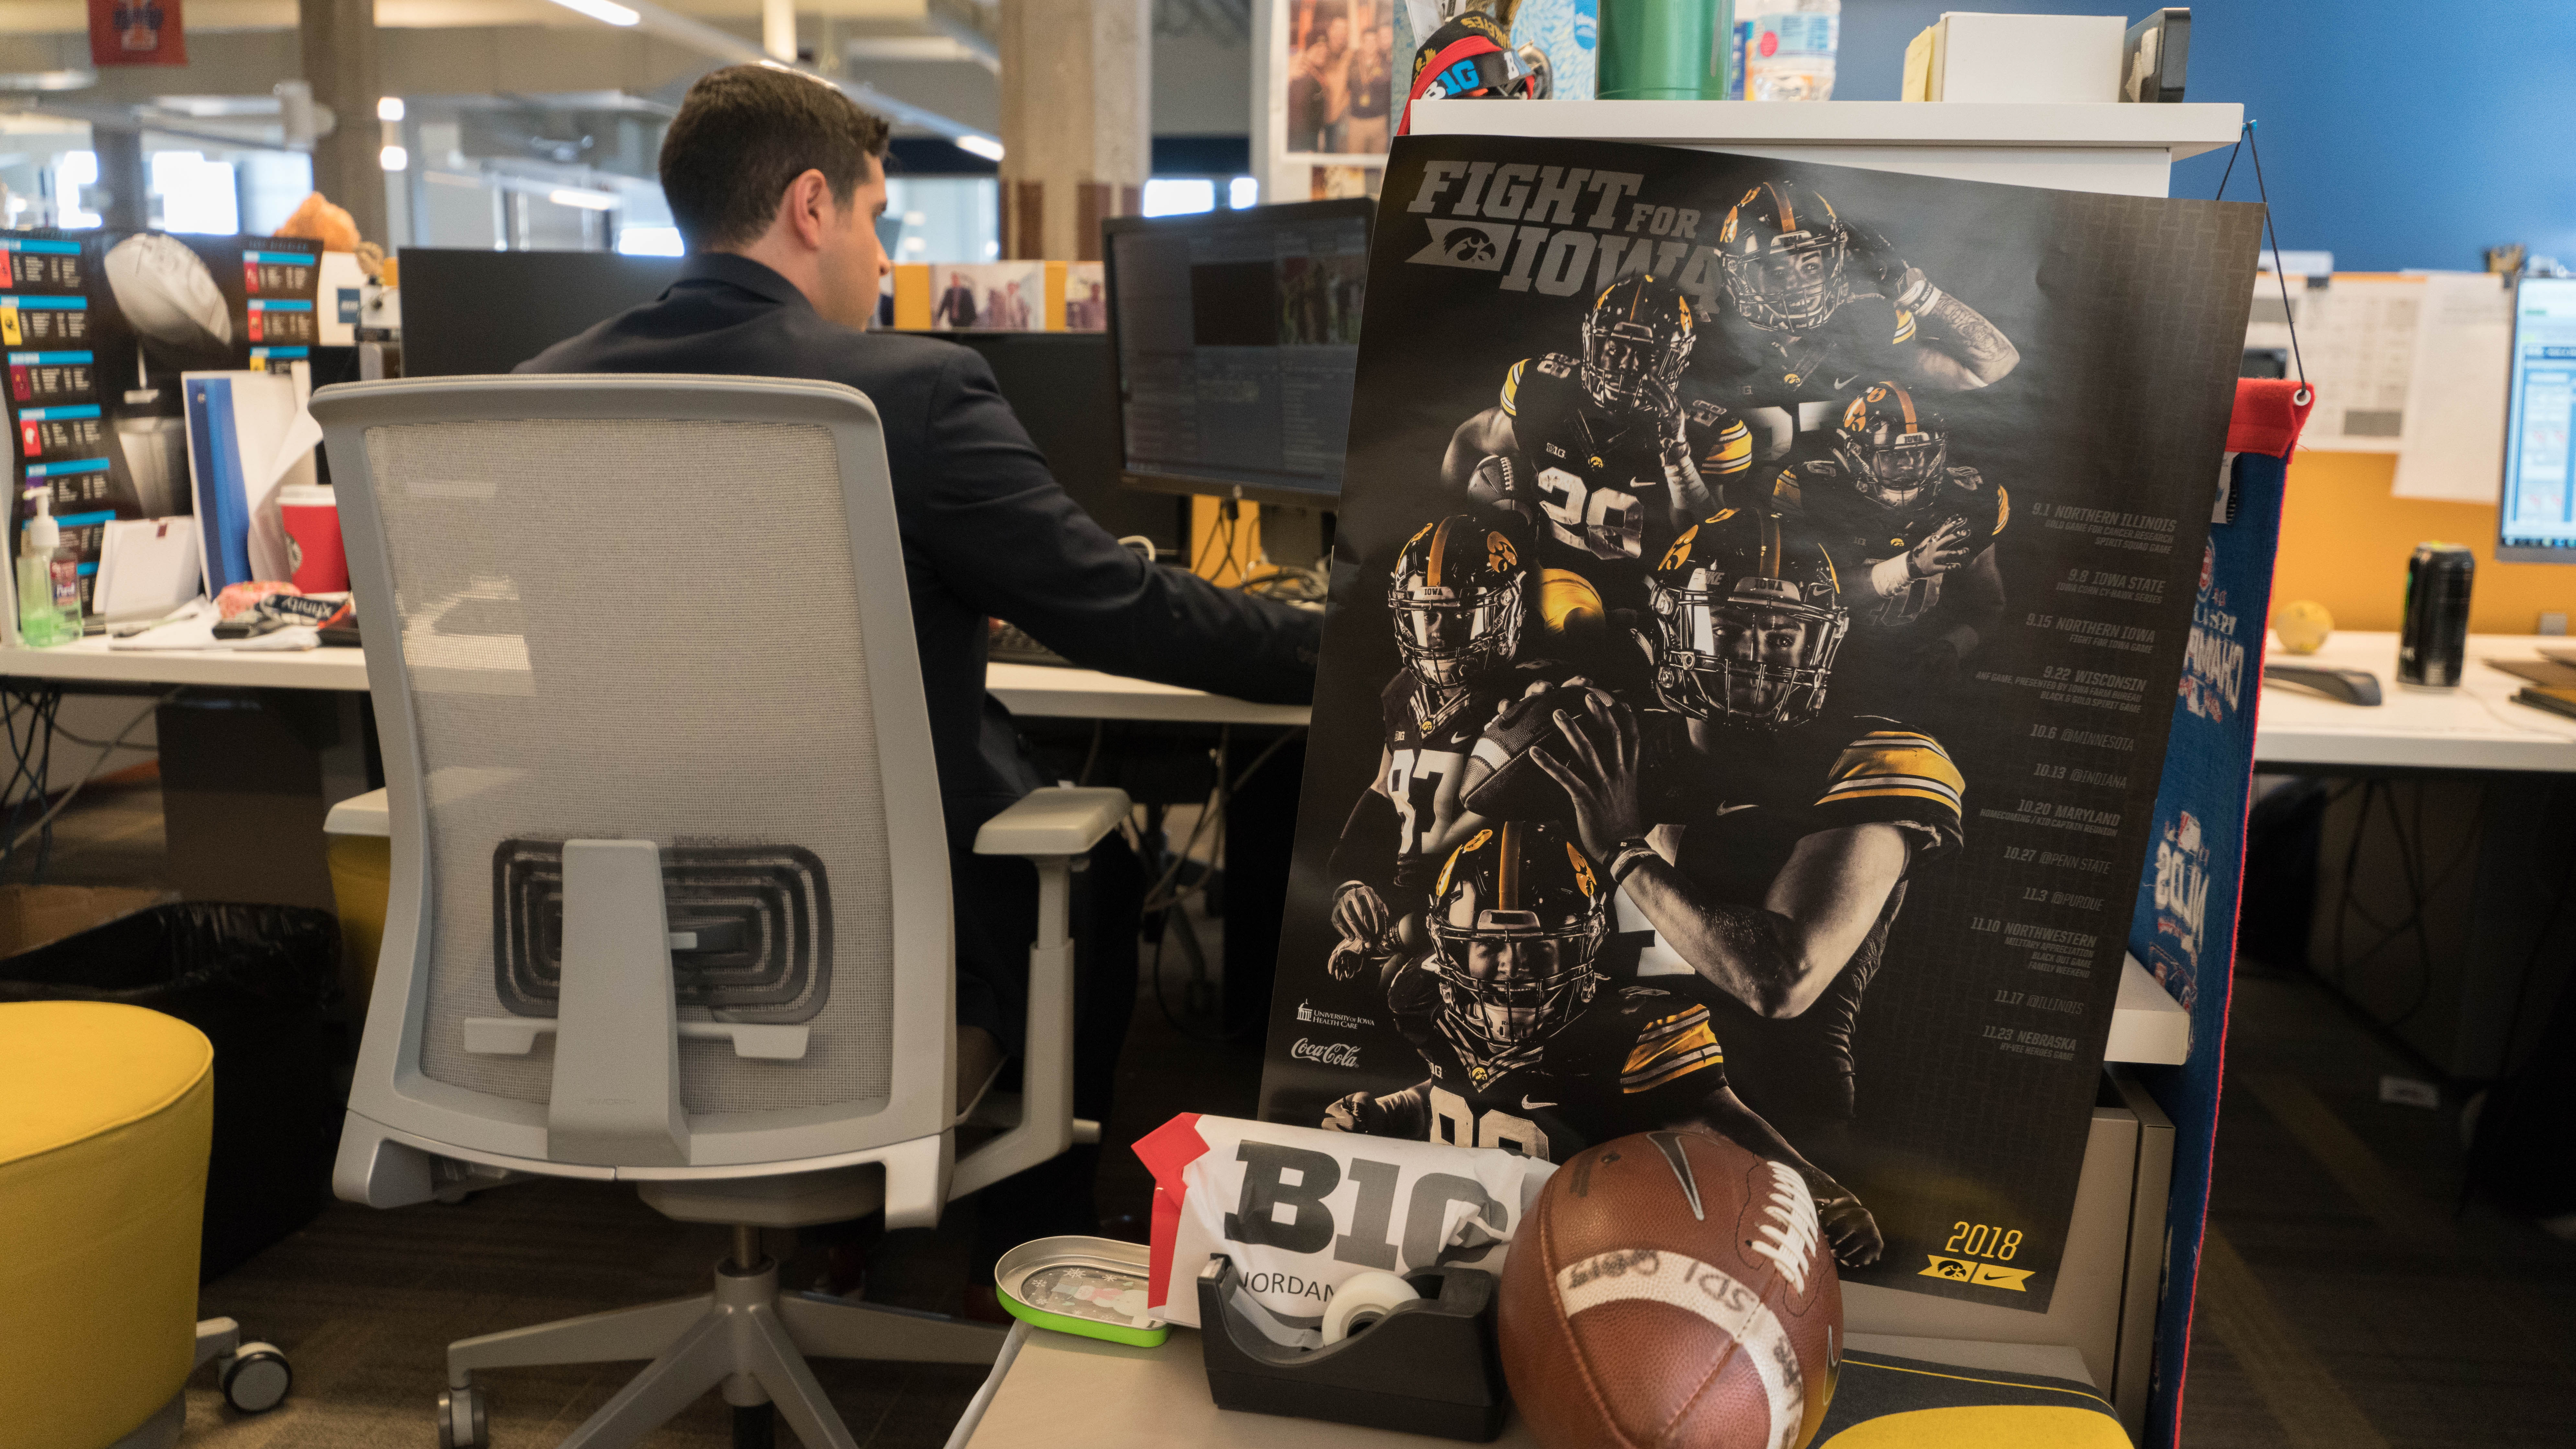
[
  {"xmin": 1256, "ymin": 136, "xmax": 2262, "ymax": 1312},
  {"xmin": 1287, "ymin": 0, "xmax": 1396, "ymax": 156},
  {"xmin": 973, "ymin": 261, "xmax": 1045, "ymax": 331},
  {"xmin": 1064, "ymin": 262, "xmax": 1107, "ymax": 332}
]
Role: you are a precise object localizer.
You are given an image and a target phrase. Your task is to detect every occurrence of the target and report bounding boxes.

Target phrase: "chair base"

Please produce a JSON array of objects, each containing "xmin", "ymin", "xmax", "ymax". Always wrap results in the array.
[{"xmin": 444, "ymin": 1246, "xmax": 1006, "ymax": 1449}]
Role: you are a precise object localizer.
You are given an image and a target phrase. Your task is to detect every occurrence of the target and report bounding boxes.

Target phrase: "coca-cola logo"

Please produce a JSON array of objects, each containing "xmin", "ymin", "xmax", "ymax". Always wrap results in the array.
[{"xmin": 1291, "ymin": 1037, "xmax": 1361, "ymax": 1068}]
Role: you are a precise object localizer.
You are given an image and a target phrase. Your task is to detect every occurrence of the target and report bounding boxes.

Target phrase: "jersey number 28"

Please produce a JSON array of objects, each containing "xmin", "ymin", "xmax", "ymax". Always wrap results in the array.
[
  {"xmin": 1537, "ymin": 468, "xmax": 1644, "ymax": 562},
  {"xmin": 1428, "ymin": 1085, "xmax": 1551, "ymax": 1161}
]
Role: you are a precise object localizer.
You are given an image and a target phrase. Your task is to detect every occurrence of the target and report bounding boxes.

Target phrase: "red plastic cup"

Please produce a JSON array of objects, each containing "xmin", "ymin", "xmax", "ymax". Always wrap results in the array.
[{"xmin": 278, "ymin": 485, "xmax": 349, "ymax": 593}]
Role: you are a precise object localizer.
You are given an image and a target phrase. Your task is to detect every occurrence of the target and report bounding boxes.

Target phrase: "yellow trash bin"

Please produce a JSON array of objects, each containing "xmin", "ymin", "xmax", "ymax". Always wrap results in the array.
[{"xmin": 324, "ymin": 788, "xmax": 393, "ymax": 1012}]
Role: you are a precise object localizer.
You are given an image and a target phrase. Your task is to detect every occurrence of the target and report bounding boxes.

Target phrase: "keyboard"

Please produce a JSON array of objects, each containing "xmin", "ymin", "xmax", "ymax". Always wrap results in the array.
[{"xmin": 989, "ymin": 618, "xmax": 1075, "ymax": 668}]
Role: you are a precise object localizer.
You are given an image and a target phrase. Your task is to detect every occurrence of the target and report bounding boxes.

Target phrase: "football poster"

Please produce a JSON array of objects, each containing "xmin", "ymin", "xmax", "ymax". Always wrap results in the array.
[{"xmin": 1255, "ymin": 135, "xmax": 2262, "ymax": 1310}]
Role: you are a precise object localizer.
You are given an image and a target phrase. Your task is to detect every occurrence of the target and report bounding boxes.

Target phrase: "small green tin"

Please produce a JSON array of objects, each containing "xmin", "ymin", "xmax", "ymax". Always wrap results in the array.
[{"xmin": 994, "ymin": 1235, "xmax": 1169, "ymax": 1348}]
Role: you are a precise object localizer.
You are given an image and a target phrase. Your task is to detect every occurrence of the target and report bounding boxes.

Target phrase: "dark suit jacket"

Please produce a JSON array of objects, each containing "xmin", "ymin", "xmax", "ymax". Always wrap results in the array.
[{"xmin": 519, "ymin": 253, "xmax": 1318, "ymax": 837}]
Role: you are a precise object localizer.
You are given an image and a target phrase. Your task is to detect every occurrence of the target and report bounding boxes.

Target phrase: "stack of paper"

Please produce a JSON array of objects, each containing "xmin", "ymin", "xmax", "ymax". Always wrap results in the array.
[{"xmin": 92, "ymin": 515, "xmax": 202, "ymax": 623}]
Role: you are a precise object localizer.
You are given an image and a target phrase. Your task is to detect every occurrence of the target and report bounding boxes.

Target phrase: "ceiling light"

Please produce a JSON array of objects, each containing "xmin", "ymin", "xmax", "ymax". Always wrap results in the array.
[
  {"xmin": 549, "ymin": 188, "xmax": 618, "ymax": 211},
  {"xmin": 545, "ymin": 0, "xmax": 641, "ymax": 27},
  {"xmin": 378, "ymin": 97, "xmax": 406, "ymax": 122},
  {"xmin": 955, "ymin": 135, "xmax": 1004, "ymax": 162},
  {"xmin": 380, "ymin": 145, "xmax": 409, "ymax": 172}
]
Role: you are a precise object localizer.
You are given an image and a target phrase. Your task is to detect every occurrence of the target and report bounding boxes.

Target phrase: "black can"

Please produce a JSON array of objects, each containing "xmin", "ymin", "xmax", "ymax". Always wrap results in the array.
[{"xmin": 2398, "ymin": 543, "xmax": 2475, "ymax": 689}]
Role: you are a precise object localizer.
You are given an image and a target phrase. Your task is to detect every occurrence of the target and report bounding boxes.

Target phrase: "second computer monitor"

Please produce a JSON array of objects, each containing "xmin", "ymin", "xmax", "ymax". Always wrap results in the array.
[
  {"xmin": 1104, "ymin": 198, "xmax": 1372, "ymax": 508},
  {"xmin": 2499, "ymin": 275, "xmax": 2576, "ymax": 563}
]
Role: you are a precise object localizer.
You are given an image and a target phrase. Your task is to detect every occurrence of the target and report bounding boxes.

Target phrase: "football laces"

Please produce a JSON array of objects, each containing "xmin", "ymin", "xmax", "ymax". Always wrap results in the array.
[{"xmin": 1747, "ymin": 1160, "xmax": 1823, "ymax": 1295}]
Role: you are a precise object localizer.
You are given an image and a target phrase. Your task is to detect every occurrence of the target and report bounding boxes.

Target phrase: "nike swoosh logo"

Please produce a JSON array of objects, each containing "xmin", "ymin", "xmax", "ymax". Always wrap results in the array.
[{"xmin": 1521, "ymin": 1097, "xmax": 1559, "ymax": 1111}]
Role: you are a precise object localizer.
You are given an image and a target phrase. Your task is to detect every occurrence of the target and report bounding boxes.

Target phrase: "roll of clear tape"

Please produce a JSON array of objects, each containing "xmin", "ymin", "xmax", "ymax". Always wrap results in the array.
[{"xmin": 1319, "ymin": 1270, "xmax": 1420, "ymax": 1345}]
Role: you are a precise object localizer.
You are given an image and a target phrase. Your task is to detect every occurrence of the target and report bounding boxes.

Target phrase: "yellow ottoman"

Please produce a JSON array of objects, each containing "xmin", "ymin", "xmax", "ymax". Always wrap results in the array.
[{"xmin": 0, "ymin": 1002, "xmax": 226, "ymax": 1446}]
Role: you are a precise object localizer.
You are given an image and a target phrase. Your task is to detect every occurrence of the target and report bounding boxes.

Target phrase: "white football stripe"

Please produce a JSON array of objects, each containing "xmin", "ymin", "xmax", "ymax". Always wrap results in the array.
[{"xmin": 1556, "ymin": 1250, "xmax": 1804, "ymax": 1449}]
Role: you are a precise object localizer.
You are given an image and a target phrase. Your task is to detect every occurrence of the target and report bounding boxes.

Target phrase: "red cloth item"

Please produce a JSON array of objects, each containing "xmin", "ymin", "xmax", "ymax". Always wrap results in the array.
[
  {"xmin": 2227, "ymin": 377, "xmax": 2316, "ymax": 459},
  {"xmin": 1131, "ymin": 1112, "xmax": 1210, "ymax": 1312}
]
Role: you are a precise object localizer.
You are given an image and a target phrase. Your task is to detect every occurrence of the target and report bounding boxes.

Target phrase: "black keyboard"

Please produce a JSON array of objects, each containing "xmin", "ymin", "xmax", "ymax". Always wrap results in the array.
[{"xmin": 989, "ymin": 619, "xmax": 1075, "ymax": 668}]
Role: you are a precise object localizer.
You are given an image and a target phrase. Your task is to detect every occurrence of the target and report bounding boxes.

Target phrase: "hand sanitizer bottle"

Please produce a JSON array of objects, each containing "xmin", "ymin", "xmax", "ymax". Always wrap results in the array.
[{"xmin": 17, "ymin": 493, "xmax": 79, "ymax": 647}]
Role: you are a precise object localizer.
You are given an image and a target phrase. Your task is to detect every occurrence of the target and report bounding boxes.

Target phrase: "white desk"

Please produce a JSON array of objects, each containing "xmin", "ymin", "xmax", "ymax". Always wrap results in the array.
[
  {"xmin": 988, "ymin": 663, "xmax": 1309, "ymax": 726},
  {"xmin": 2254, "ymin": 631, "xmax": 2576, "ymax": 773},
  {"xmin": 0, "ymin": 645, "xmax": 1306, "ymax": 725},
  {"xmin": 0, "ymin": 638, "xmax": 371, "ymax": 691},
  {"xmin": 959, "ymin": 1326, "xmax": 2092, "ymax": 1449}
]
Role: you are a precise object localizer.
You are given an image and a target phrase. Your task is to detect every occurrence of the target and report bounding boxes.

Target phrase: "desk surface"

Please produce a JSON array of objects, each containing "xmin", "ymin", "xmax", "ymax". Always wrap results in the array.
[
  {"xmin": 0, "ymin": 644, "xmax": 1310, "ymax": 725},
  {"xmin": 961, "ymin": 1327, "xmax": 2092, "ymax": 1448},
  {"xmin": 0, "ymin": 637, "xmax": 373, "ymax": 691},
  {"xmin": 987, "ymin": 663, "xmax": 1309, "ymax": 726},
  {"xmin": 2254, "ymin": 632, "xmax": 2576, "ymax": 773}
]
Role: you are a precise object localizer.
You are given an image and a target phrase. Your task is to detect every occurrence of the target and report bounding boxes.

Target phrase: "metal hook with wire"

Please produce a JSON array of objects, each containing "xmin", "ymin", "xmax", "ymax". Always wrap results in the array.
[{"xmin": 2214, "ymin": 119, "xmax": 2312, "ymax": 406}]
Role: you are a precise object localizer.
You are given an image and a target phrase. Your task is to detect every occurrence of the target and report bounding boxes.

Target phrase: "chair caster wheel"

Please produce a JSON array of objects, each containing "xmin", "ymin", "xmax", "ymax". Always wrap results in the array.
[
  {"xmin": 438, "ymin": 1384, "xmax": 488, "ymax": 1448},
  {"xmin": 219, "ymin": 1343, "xmax": 292, "ymax": 1413}
]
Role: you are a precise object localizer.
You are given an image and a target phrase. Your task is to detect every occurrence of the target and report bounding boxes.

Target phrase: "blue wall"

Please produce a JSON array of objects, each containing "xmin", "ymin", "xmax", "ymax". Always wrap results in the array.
[{"xmin": 1827, "ymin": 1, "xmax": 2576, "ymax": 272}]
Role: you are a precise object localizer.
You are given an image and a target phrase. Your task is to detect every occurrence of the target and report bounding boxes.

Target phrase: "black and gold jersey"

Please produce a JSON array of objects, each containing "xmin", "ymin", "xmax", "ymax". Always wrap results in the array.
[
  {"xmin": 1488, "ymin": 351, "xmax": 1753, "ymax": 609},
  {"xmin": 1772, "ymin": 458, "xmax": 2008, "ymax": 631},
  {"xmin": 1376, "ymin": 662, "xmax": 1558, "ymax": 889},
  {"xmin": 1615, "ymin": 710, "xmax": 1965, "ymax": 1134},
  {"xmin": 1698, "ymin": 293, "xmax": 1925, "ymax": 410},
  {"xmin": 1384, "ymin": 961, "xmax": 1736, "ymax": 1162}
]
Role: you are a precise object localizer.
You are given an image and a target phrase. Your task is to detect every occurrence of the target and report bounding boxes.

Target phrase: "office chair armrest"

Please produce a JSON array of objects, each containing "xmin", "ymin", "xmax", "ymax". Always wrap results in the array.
[
  {"xmin": 951, "ymin": 787, "xmax": 1129, "ymax": 1200},
  {"xmin": 972, "ymin": 787, "xmax": 1131, "ymax": 859}
]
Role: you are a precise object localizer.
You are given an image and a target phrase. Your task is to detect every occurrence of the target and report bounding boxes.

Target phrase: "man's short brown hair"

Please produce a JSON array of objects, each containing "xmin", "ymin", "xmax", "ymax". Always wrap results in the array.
[{"xmin": 659, "ymin": 65, "xmax": 891, "ymax": 252}]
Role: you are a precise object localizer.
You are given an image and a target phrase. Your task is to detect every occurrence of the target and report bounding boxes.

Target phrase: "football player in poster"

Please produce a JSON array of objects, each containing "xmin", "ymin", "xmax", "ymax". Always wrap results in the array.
[
  {"xmin": 1491, "ymin": 508, "xmax": 1968, "ymax": 1142},
  {"xmin": 1701, "ymin": 181, "xmax": 2021, "ymax": 455},
  {"xmin": 1439, "ymin": 275, "xmax": 1756, "ymax": 612},
  {"xmin": 1319, "ymin": 816, "xmax": 1885, "ymax": 1267},
  {"xmin": 1767, "ymin": 381, "xmax": 2008, "ymax": 694},
  {"xmin": 1326, "ymin": 512, "xmax": 1555, "ymax": 980}
]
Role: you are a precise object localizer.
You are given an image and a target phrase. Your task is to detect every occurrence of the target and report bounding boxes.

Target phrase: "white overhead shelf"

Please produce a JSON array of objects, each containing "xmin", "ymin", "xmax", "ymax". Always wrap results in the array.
[{"xmin": 1407, "ymin": 100, "xmax": 2247, "ymax": 198}]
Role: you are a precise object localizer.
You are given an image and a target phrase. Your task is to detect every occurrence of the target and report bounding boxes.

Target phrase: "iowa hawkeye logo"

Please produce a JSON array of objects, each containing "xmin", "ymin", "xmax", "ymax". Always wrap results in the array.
[
  {"xmin": 1411, "ymin": 218, "xmax": 1514, "ymax": 270},
  {"xmin": 1921, "ymin": 1254, "xmax": 2033, "ymax": 1292}
]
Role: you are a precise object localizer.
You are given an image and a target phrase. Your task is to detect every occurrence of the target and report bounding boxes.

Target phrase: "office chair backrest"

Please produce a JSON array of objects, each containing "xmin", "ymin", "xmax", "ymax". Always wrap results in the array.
[{"xmin": 313, "ymin": 376, "xmax": 955, "ymax": 1170}]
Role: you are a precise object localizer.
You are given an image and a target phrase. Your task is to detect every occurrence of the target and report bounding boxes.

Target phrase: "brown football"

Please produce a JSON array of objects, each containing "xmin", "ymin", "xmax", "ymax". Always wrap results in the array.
[{"xmin": 1500, "ymin": 1130, "xmax": 1841, "ymax": 1449}]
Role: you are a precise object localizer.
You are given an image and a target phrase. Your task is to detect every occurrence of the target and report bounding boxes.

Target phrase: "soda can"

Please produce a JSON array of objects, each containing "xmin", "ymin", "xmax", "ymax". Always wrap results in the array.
[{"xmin": 2397, "ymin": 542, "xmax": 2474, "ymax": 689}]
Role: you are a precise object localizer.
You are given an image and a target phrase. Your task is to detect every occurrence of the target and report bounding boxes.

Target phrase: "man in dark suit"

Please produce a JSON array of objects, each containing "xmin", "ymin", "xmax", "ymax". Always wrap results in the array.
[{"xmin": 523, "ymin": 66, "xmax": 1319, "ymax": 1241}]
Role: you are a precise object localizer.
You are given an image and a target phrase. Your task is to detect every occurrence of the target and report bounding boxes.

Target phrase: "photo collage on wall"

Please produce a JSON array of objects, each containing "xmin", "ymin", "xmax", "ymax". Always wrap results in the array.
[
  {"xmin": 1257, "ymin": 135, "xmax": 2261, "ymax": 1310},
  {"xmin": 4, "ymin": 229, "xmax": 319, "ymax": 612}
]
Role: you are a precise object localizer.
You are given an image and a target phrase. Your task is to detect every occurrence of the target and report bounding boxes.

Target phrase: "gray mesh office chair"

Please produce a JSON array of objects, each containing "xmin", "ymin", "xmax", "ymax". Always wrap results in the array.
[{"xmin": 312, "ymin": 375, "xmax": 1126, "ymax": 1448}]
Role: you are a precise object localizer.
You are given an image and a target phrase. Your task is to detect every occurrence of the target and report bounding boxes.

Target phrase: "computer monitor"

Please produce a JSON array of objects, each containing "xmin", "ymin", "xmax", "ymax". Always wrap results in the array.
[
  {"xmin": 963, "ymin": 332, "xmax": 1187, "ymax": 553},
  {"xmin": 397, "ymin": 248, "xmax": 683, "ymax": 377},
  {"xmin": 395, "ymin": 249, "xmax": 1182, "ymax": 553},
  {"xmin": 2498, "ymin": 275, "xmax": 2576, "ymax": 563},
  {"xmin": 1103, "ymin": 198, "xmax": 1373, "ymax": 508}
]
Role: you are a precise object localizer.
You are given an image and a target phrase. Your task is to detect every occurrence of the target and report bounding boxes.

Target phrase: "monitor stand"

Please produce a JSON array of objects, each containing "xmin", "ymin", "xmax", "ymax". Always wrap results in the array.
[{"xmin": 1258, "ymin": 505, "xmax": 1328, "ymax": 573}]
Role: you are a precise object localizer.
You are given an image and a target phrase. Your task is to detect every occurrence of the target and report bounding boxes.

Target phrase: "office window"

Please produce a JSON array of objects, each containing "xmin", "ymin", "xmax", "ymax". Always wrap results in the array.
[
  {"xmin": 55, "ymin": 151, "xmax": 102, "ymax": 228},
  {"xmin": 618, "ymin": 226, "xmax": 684, "ymax": 257},
  {"xmin": 150, "ymin": 150, "xmax": 241, "ymax": 235},
  {"xmin": 236, "ymin": 150, "xmax": 315, "ymax": 234},
  {"xmin": 883, "ymin": 176, "xmax": 998, "ymax": 264},
  {"xmin": 1142, "ymin": 178, "xmax": 1217, "ymax": 217}
]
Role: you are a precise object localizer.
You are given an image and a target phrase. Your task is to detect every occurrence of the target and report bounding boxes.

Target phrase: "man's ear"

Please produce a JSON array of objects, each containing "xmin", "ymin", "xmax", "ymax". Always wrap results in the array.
[{"xmin": 782, "ymin": 169, "xmax": 832, "ymax": 250}]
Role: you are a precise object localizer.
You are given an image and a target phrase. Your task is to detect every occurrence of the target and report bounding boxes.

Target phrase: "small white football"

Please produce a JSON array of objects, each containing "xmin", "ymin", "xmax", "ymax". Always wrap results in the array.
[{"xmin": 104, "ymin": 232, "xmax": 232, "ymax": 348}]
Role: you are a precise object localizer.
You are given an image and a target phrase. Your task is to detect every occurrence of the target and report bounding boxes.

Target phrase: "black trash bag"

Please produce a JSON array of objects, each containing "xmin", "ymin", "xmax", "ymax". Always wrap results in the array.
[{"xmin": 0, "ymin": 903, "xmax": 346, "ymax": 1281}]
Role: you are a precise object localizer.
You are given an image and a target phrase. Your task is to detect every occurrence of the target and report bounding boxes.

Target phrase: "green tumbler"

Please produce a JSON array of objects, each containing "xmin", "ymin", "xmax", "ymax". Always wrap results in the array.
[{"xmin": 1598, "ymin": 0, "xmax": 1733, "ymax": 100}]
